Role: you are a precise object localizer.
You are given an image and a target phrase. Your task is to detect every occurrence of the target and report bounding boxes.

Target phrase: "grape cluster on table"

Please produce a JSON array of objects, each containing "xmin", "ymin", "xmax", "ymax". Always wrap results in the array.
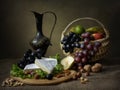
[
  {"xmin": 61, "ymin": 31, "xmax": 101, "ymax": 68},
  {"xmin": 17, "ymin": 48, "xmax": 44, "ymax": 69}
]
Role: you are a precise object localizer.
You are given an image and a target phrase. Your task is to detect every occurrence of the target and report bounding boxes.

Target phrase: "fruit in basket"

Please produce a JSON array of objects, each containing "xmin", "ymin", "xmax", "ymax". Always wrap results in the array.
[
  {"xmin": 86, "ymin": 43, "xmax": 93, "ymax": 50},
  {"xmin": 61, "ymin": 32, "xmax": 81, "ymax": 53},
  {"xmin": 70, "ymin": 25, "xmax": 85, "ymax": 35},
  {"xmin": 94, "ymin": 41, "xmax": 101, "ymax": 47},
  {"xmin": 72, "ymin": 39, "xmax": 102, "ymax": 69},
  {"xmin": 61, "ymin": 56, "xmax": 74, "ymax": 70},
  {"xmin": 84, "ymin": 38, "xmax": 90, "ymax": 45},
  {"xmin": 81, "ymin": 32, "xmax": 91, "ymax": 38},
  {"xmin": 86, "ymin": 26, "xmax": 104, "ymax": 34},
  {"xmin": 74, "ymin": 56, "xmax": 81, "ymax": 63},
  {"xmin": 61, "ymin": 27, "xmax": 102, "ymax": 54},
  {"xmin": 61, "ymin": 25, "xmax": 104, "ymax": 70},
  {"xmin": 80, "ymin": 43, "xmax": 85, "ymax": 49},
  {"xmin": 92, "ymin": 32, "xmax": 104, "ymax": 40}
]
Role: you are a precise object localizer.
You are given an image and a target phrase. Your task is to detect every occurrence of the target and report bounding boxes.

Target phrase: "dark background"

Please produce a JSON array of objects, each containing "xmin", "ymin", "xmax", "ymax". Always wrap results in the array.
[{"xmin": 0, "ymin": 0, "xmax": 120, "ymax": 59}]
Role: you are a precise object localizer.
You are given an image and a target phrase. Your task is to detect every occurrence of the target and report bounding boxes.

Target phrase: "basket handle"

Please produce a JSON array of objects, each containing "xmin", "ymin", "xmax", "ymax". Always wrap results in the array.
[{"xmin": 63, "ymin": 17, "xmax": 106, "ymax": 35}]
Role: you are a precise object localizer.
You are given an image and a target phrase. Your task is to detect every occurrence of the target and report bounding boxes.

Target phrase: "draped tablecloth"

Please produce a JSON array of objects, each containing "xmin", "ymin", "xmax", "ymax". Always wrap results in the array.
[{"xmin": 0, "ymin": 58, "xmax": 120, "ymax": 90}]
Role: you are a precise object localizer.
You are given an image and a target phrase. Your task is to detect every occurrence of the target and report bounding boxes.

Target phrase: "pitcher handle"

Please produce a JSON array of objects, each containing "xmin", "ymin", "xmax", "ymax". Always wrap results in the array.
[{"xmin": 42, "ymin": 11, "xmax": 57, "ymax": 45}]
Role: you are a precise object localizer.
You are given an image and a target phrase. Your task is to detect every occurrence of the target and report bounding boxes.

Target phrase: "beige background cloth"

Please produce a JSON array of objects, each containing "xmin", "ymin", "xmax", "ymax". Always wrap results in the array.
[{"xmin": 0, "ymin": 0, "xmax": 120, "ymax": 59}]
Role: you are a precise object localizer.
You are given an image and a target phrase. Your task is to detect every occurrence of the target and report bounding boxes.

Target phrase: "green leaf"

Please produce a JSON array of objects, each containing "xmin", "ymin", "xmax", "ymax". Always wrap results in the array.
[
  {"xmin": 52, "ymin": 64, "xmax": 63, "ymax": 75},
  {"xmin": 50, "ymin": 53, "xmax": 61, "ymax": 64}
]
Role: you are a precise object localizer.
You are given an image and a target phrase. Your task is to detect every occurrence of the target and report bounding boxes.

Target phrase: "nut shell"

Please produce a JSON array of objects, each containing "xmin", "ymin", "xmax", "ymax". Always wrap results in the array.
[
  {"xmin": 91, "ymin": 63, "xmax": 102, "ymax": 73},
  {"xmin": 83, "ymin": 64, "xmax": 91, "ymax": 72},
  {"xmin": 94, "ymin": 63, "xmax": 102, "ymax": 68}
]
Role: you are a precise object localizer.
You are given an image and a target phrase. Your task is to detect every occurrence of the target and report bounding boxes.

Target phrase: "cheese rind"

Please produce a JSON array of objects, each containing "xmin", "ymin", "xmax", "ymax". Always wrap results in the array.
[
  {"xmin": 35, "ymin": 58, "xmax": 57, "ymax": 74},
  {"xmin": 24, "ymin": 64, "xmax": 40, "ymax": 70}
]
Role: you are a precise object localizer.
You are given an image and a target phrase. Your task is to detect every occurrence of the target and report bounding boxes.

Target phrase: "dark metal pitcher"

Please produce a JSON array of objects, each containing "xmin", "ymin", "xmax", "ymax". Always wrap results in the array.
[{"xmin": 30, "ymin": 11, "xmax": 57, "ymax": 56}]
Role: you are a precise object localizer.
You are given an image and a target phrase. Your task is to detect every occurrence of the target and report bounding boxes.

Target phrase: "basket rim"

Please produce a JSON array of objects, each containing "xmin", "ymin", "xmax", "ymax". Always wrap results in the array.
[{"xmin": 62, "ymin": 17, "xmax": 109, "ymax": 38}]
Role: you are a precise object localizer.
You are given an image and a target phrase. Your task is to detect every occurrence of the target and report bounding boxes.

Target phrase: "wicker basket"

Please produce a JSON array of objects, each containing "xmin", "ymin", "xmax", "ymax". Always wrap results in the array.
[{"xmin": 60, "ymin": 17, "xmax": 109, "ymax": 62}]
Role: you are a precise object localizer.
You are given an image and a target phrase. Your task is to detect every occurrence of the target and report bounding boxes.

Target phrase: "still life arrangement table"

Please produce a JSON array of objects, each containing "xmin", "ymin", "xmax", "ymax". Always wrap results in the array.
[{"xmin": 2, "ymin": 11, "xmax": 119, "ymax": 90}]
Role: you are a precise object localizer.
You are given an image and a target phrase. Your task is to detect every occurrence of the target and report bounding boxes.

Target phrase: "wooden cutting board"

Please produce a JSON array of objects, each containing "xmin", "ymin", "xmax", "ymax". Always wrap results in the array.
[{"xmin": 11, "ymin": 70, "xmax": 76, "ymax": 85}]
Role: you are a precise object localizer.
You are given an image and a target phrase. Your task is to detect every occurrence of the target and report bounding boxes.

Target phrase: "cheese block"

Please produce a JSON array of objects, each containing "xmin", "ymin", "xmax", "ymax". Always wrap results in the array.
[
  {"xmin": 24, "ymin": 64, "xmax": 40, "ymax": 70},
  {"xmin": 35, "ymin": 58, "xmax": 57, "ymax": 74},
  {"xmin": 61, "ymin": 55, "xmax": 74, "ymax": 70}
]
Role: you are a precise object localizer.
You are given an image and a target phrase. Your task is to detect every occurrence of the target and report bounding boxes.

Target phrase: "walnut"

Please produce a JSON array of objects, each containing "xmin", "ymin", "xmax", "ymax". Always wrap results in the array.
[
  {"xmin": 83, "ymin": 64, "xmax": 91, "ymax": 72},
  {"xmin": 91, "ymin": 63, "xmax": 102, "ymax": 73}
]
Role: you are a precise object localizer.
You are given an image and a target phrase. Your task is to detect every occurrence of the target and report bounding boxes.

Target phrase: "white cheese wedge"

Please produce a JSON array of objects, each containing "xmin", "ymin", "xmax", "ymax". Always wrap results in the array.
[
  {"xmin": 24, "ymin": 63, "xmax": 40, "ymax": 70},
  {"xmin": 61, "ymin": 55, "xmax": 74, "ymax": 70},
  {"xmin": 35, "ymin": 58, "xmax": 57, "ymax": 74}
]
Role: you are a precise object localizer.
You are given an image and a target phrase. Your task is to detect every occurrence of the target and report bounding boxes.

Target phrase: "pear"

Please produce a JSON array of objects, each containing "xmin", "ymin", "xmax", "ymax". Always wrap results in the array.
[
  {"xmin": 70, "ymin": 25, "xmax": 85, "ymax": 35},
  {"xmin": 86, "ymin": 26, "xmax": 104, "ymax": 34}
]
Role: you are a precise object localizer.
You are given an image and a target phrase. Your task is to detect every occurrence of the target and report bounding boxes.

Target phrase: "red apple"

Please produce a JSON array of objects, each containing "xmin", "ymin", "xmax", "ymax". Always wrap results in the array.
[{"xmin": 92, "ymin": 33, "xmax": 104, "ymax": 40}]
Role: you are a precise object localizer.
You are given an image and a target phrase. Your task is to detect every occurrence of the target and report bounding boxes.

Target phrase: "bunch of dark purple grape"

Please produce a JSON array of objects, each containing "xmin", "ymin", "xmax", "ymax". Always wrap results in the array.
[
  {"xmin": 61, "ymin": 31, "xmax": 101, "ymax": 68},
  {"xmin": 61, "ymin": 32, "xmax": 81, "ymax": 53},
  {"xmin": 17, "ymin": 48, "xmax": 44, "ymax": 69},
  {"xmin": 74, "ymin": 32, "xmax": 101, "ymax": 68}
]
